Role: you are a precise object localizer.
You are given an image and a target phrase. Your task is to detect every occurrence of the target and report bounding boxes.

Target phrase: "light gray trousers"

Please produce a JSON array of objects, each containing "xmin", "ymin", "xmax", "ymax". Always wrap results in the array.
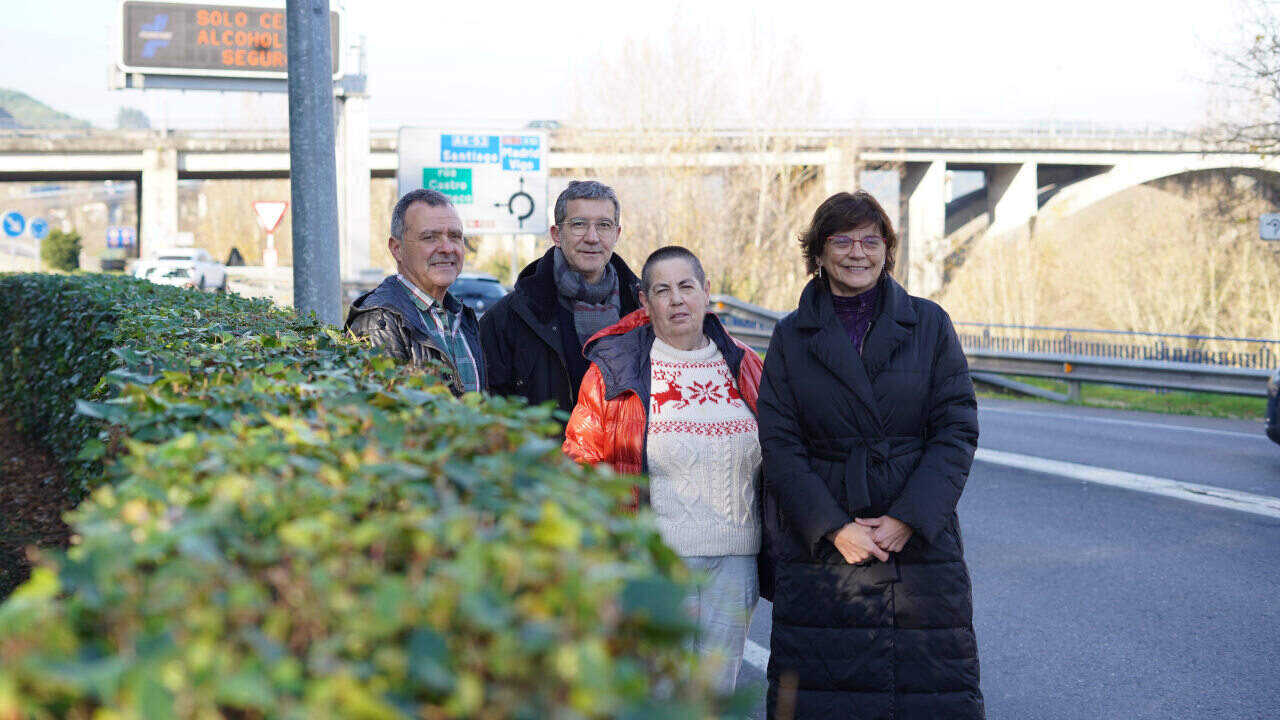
[{"xmin": 682, "ymin": 554, "xmax": 760, "ymax": 693}]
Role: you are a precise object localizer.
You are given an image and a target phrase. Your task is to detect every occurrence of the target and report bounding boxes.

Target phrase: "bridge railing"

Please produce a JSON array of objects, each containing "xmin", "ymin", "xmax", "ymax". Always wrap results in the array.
[
  {"xmin": 0, "ymin": 123, "xmax": 1196, "ymax": 143},
  {"xmin": 855, "ymin": 120, "xmax": 1188, "ymax": 139}
]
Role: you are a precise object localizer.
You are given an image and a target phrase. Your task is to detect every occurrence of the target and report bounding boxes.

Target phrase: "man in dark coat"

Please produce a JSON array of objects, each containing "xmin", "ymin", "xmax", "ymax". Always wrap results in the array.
[
  {"xmin": 479, "ymin": 181, "xmax": 640, "ymax": 429},
  {"xmin": 759, "ymin": 190, "xmax": 982, "ymax": 719},
  {"xmin": 346, "ymin": 189, "xmax": 485, "ymax": 397}
]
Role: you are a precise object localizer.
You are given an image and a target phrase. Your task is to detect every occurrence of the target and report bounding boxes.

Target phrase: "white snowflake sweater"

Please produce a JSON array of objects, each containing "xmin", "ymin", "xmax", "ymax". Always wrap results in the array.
[{"xmin": 646, "ymin": 336, "xmax": 762, "ymax": 557}]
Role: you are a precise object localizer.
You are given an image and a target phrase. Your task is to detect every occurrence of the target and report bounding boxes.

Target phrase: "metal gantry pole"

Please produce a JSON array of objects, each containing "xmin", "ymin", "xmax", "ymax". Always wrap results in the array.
[{"xmin": 286, "ymin": 0, "xmax": 342, "ymax": 325}]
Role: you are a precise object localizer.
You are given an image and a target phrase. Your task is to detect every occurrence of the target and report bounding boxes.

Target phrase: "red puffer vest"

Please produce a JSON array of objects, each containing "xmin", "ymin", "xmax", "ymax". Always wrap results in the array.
[{"xmin": 563, "ymin": 308, "xmax": 762, "ymax": 476}]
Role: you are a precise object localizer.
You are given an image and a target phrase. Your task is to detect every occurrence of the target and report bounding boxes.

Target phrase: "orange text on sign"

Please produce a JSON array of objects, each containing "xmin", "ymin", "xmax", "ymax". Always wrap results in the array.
[
  {"xmin": 258, "ymin": 12, "xmax": 284, "ymax": 29},
  {"xmin": 196, "ymin": 29, "xmax": 283, "ymax": 48},
  {"xmin": 194, "ymin": 9, "xmax": 285, "ymax": 30},
  {"xmin": 220, "ymin": 49, "xmax": 287, "ymax": 68},
  {"xmin": 196, "ymin": 9, "xmax": 249, "ymax": 27}
]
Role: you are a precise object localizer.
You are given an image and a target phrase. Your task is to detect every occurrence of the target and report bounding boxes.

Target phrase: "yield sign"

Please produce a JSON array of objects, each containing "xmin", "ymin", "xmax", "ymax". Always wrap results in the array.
[{"xmin": 253, "ymin": 201, "xmax": 289, "ymax": 233}]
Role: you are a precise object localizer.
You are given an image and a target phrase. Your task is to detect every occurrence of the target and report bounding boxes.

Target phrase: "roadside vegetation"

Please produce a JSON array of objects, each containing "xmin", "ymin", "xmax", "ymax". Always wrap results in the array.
[
  {"xmin": 38, "ymin": 228, "xmax": 80, "ymax": 271},
  {"xmin": 0, "ymin": 273, "xmax": 736, "ymax": 718},
  {"xmin": 940, "ymin": 174, "xmax": 1280, "ymax": 343}
]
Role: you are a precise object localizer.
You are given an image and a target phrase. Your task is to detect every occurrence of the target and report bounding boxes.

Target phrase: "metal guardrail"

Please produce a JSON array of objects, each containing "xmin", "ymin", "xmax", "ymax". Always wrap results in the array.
[
  {"xmin": 955, "ymin": 322, "xmax": 1280, "ymax": 371},
  {"xmin": 709, "ymin": 295, "xmax": 1276, "ymax": 398},
  {"xmin": 965, "ymin": 350, "xmax": 1271, "ymax": 398},
  {"xmin": 710, "ymin": 295, "xmax": 783, "ymax": 350}
]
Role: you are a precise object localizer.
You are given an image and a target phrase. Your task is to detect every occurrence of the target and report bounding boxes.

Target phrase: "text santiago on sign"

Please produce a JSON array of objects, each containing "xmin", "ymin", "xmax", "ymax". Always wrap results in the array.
[{"xmin": 440, "ymin": 135, "xmax": 541, "ymax": 172}]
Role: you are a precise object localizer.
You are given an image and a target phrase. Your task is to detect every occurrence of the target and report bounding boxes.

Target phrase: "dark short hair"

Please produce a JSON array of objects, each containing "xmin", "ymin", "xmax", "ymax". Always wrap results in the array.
[
  {"xmin": 640, "ymin": 245, "xmax": 706, "ymax": 294},
  {"xmin": 799, "ymin": 190, "xmax": 898, "ymax": 277},
  {"xmin": 553, "ymin": 180, "xmax": 620, "ymax": 224},
  {"xmin": 391, "ymin": 188, "xmax": 453, "ymax": 240}
]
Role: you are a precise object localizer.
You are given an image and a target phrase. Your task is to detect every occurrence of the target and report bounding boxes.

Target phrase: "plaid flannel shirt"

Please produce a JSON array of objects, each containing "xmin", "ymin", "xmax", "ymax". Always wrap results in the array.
[{"xmin": 396, "ymin": 275, "xmax": 480, "ymax": 393}]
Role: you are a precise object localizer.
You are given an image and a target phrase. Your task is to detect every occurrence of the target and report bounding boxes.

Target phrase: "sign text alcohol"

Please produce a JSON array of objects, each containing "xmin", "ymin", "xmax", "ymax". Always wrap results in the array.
[{"xmin": 120, "ymin": 2, "xmax": 340, "ymax": 78}]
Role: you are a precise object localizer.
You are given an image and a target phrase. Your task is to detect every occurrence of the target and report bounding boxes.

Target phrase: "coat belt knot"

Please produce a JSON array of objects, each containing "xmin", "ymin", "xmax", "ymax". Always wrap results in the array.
[{"xmin": 843, "ymin": 439, "xmax": 887, "ymax": 516}]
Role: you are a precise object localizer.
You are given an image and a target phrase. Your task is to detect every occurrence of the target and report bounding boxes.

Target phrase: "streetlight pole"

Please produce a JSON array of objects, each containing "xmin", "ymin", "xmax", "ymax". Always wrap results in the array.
[{"xmin": 286, "ymin": 0, "xmax": 342, "ymax": 325}]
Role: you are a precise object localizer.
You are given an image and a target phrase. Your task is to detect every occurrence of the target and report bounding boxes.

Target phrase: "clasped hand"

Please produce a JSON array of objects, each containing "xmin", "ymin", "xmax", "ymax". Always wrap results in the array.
[{"xmin": 827, "ymin": 515, "xmax": 913, "ymax": 564}]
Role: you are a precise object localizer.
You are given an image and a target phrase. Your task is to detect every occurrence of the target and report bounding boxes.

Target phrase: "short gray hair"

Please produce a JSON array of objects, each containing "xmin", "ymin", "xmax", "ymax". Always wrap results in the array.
[
  {"xmin": 553, "ymin": 180, "xmax": 620, "ymax": 225},
  {"xmin": 640, "ymin": 245, "xmax": 706, "ymax": 294},
  {"xmin": 391, "ymin": 189, "xmax": 453, "ymax": 240}
]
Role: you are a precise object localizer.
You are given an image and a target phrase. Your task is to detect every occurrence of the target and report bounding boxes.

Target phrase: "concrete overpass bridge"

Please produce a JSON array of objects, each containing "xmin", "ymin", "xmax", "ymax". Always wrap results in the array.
[{"xmin": 1, "ymin": 123, "xmax": 1272, "ymax": 295}]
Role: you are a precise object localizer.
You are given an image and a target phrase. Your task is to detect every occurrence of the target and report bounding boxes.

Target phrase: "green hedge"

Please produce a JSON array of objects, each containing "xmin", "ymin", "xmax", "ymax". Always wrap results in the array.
[
  {"xmin": 0, "ymin": 273, "xmax": 121, "ymax": 492},
  {"xmin": 0, "ymin": 274, "xmax": 742, "ymax": 719}
]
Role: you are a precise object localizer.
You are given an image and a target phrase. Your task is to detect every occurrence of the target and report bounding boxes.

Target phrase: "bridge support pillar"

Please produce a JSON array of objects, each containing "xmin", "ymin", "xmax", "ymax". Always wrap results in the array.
[
  {"xmin": 824, "ymin": 145, "xmax": 858, "ymax": 197},
  {"xmin": 140, "ymin": 147, "xmax": 179, "ymax": 252},
  {"xmin": 335, "ymin": 90, "xmax": 371, "ymax": 282},
  {"xmin": 987, "ymin": 162, "xmax": 1038, "ymax": 237},
  {"xmin": 901, "ymin": 160, "xmax": 946, "ymax": 298}
]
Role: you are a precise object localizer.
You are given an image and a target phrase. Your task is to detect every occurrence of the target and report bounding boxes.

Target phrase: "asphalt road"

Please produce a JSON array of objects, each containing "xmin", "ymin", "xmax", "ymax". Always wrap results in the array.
[
  {"xmin": 976, "ymin": 399, "xmax": 1280, "ymax": 496},
  {"xmin": 737, "ymin": 398, "xmax": 1280, "ymax": 719}
]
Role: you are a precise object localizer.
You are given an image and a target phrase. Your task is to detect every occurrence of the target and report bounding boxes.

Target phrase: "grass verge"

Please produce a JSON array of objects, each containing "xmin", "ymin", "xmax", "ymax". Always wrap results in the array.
[{"xmin": 975, "ymin": 374, "xmax": 1267, "ymax": 420}]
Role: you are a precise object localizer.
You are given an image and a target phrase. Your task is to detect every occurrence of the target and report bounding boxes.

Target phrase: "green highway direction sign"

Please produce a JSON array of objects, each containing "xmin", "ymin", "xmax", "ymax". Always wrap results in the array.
[
  {"xmin": 423, "ymin": 168, "xmax": 472, "ymax": 204},
  {"xmin": 398, "ymin": 129, "xmax": 549, "ymax": 235}
]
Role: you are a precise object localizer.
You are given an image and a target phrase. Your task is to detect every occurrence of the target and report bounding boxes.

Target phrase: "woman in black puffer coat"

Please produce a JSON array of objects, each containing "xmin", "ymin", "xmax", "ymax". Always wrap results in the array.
[{"xmin": 759, "ymin": 190, "xmax": 983, "ymax": 719}]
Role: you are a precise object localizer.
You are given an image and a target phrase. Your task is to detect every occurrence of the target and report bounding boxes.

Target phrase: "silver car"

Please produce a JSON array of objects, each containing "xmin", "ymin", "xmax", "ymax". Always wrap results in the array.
[{"xmin": 133, "ymin": 248, "xmax": 228, "ymax": 292}]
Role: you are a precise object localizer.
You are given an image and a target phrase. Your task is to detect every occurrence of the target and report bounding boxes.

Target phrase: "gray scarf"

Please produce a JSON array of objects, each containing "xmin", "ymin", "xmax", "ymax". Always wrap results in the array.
[{"xmin": 553, "ymin": 247, "xmax": 621, "ymax": 347}]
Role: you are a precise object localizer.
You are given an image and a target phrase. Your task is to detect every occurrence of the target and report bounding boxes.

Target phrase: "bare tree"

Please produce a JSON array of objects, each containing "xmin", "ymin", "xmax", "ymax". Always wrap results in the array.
[
  {"xmin": 557, "ymin": 19, "xmax": 848, "ymax": 309},
  {"xmin": 939, "ymin": 171, "xmax": 1280, "ymax": 341},
  {"xmin": 1209, "ymin": 0, "xmax": 1280, "ymax": 152},
  {"xmin": 115, "ymin": 107, "xmax": 151, "ymax": 130}
]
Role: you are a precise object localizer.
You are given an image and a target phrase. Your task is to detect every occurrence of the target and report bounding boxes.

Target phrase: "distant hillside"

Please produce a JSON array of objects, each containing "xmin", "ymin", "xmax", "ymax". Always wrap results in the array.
[{"xmin": 0, "ymin": 89, "xmax": 90, "ymax": 129}]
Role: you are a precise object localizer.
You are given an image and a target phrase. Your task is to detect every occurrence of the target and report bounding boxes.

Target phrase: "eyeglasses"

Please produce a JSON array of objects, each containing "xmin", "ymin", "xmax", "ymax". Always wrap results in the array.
[
  {"xmin": 827, "ymin": 234, "xmax": 884, "ymax": 252},
  {"xmin": 562, "ymin": 218, "xmax": 618, "ymax": 238}
]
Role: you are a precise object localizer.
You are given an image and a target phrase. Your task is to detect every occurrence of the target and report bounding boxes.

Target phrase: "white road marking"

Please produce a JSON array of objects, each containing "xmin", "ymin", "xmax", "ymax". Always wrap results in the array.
[
  {"xmin": 979, "ymin": 406, "xmax": 1265, "ymax": 440},
  {"xmin": 742, "ymin": 445, "xmax": 1280, "ymax": 675},
  {"xmin": 743, "ymin": 638, "xmax": 770, "ymax": 670},
  {"xmin": 975, "ymin": 448, "xmax": 1280, "ymax": 520}
]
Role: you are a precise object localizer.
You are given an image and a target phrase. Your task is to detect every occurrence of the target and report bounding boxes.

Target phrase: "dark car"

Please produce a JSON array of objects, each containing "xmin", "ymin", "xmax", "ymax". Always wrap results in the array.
[
  {"xmin": 1267, "ymin": 368, "xmax": 1279, "ymax": 445},
  {"xmin": 100, "ymin": 248, "xmax": 127, "ymax": 272},
  {"xmin": 451, "ymin": 272, "xmax": 508, "ymax": 317}
]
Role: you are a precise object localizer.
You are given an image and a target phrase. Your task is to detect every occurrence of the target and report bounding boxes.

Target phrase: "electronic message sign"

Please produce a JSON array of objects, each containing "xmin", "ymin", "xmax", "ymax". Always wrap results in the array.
[{"xmin": 119, "ymin": 2, "xmax": 340, "ymax": 79}]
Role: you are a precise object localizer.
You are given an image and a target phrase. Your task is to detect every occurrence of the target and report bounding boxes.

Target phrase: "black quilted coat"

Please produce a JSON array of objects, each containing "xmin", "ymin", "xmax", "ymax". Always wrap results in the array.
[
  {"xmin": 479, "ymin": 247, "xmax": 641, "ymax": 422},
  {"xmin": 758, "ymin": 275, "xmax": 983, "ymax": 719}
]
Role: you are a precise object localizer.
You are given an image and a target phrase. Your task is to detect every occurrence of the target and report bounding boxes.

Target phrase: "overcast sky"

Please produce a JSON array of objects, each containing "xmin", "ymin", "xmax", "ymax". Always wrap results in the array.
[{"xmin": 1, "ymin": 0, "xmax": 1247, "ymax": 131}]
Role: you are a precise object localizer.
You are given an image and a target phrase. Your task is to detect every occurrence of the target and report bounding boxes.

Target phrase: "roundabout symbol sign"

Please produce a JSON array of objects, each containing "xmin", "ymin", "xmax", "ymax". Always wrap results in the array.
[{"xmin": 497, "ymin": 177, "xmax": 536, "ymax": 228}]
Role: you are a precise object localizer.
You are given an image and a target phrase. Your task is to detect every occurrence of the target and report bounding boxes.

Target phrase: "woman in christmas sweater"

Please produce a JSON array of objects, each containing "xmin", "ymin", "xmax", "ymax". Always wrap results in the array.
[{"xmin": 563, "ymin": 245, "xmax": 764, "ymax": 693}]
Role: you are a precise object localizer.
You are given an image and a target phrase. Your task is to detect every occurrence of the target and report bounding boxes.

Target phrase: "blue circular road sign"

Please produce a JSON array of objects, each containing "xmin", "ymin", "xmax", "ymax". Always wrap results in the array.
[
  {"xmin": 2, "ymin": 211, "xmax": 24, "ymax": 238},
  {"xmin": 29, "ymin": 218, "xmax": 49, "ymax": 240}
]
